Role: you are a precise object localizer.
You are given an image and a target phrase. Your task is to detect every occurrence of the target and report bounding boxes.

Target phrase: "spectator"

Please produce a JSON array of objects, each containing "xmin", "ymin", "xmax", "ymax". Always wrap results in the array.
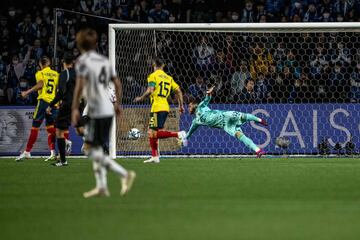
[
  {"xmin": 193, "ymin": 36, "xmax": 215, "ymax": 71},
  {"xmin": 249, "ymin": 43, "xmax": 273, "ymax": 79},
  {"xmin": 33, "ymin": 39, "xmax": 44, "ymax": 61},
  {"xmin": 16, "ymin": 14, "xmax": 36, "ymax": 44},
  {"xmin": 334, "ymin": 0, "xmax": 354, "ymax": 19},
  {"xmin": 303, "ymin": 4, "xmax": 319, "ymax": 22},
  {"xmin": 240, "ymin": 79, "xmax": 259, "ymax": 104},
  {"xmin": 0, "ymin": 54, "xmax": 6, "ymax": 102},
  {"xmin": 350, "ymin": 62, "xmax": 360, "ymax": 102},
  {"xmin": 333, "ymin": 42, "xmax": 351, "ymax": 66},
  {"xmin": 130, "ymin": 3, "xmax": 148, "ymax": 22},
  {"xmin": 230, "ymin": 61, "xmax": 251, "ymax": 102},
  {"xmin": 15, "ymin": 76, "xmax": 32, "ymax": 105},
  {"xmin": 6, "ymin": 47, "xmax": 31, "ymax": 104},
  {"xmin": 188, "ymin": 75, "xmax": 207, "ymax": 100},
  {"xmin": 289, "ymin": 1, "xmax": 304, "ymax": 20},
  {"xmin": 255, "ymin": 72, "xmax": 269, "ymax": 102},
  {"xmin": 266, "ymin": 0, "xmax": 283, "ymax": 19},
  {"xmin": 319, "ymin": 10, "xmax": 335, "ymax": 22},
  {"xmin": 329, "ymin": 62, "xmax": 348, "ymax": 102},
  {"xmin": 113, "ymin": 6, "xmax": 127, "ymax": 20},
  {"xmin": 268, "ymin": 73, "xmax": 289, "ymax": 103},
  {"xmin": 256, "ymin": 4, "xmax": 267, "ymax": 21},
  {"xmin": 241, "ymin": 1, "xmax": 255, "ymax": 22},
  {"xmin": 230, "ymin": 12, "xmax": 240, "ymax": 23},
  {"xmin": 98, "ymin": 33, "xmax": 108, "ymax": 55},
  {"xmin": 319, "ymin": 0, "xmax": 335, "ymax": 15},
  {"xmin": 80, "ymin": 0, "xmax": 95, "ymax": 13},
  {"xmin": 148, "ymin": 0, "xmax": 170, "ymax": 23}
]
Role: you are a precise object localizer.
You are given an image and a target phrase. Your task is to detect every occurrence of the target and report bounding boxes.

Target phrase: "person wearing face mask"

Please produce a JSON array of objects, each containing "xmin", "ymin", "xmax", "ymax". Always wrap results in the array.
[
  {"xmin": 15, "ymin": 77, "xmax": 30, "ymax": 105},
  {"xmin": 6, "ymin": 46, "xmax": 32, "ymax": 104}
]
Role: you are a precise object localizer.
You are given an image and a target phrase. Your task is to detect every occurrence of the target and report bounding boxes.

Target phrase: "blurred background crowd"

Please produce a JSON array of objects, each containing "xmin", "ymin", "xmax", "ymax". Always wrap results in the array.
[{"xmin": 0, "ymin": 0, "xmax": 359, "ymax": 105}]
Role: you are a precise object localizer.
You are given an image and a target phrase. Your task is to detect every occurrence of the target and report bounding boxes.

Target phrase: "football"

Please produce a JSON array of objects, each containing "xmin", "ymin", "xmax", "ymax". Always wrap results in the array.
[{"xmin": 128, "ymin": 128, "xmax": 141, "ymax": 140}]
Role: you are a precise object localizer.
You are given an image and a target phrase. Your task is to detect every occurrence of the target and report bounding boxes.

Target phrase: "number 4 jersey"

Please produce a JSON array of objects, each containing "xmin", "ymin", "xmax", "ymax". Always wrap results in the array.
[
  {"xmin": 35, "ymin": 67, "xmax": 59, "ymax": 103},
  {"xmin": 76, "ymin": 50, "xmax": 116, "ymax": 118},
  {"xmin": 148, "ymin": 69, "xmax": 179, "ymax": 113}
]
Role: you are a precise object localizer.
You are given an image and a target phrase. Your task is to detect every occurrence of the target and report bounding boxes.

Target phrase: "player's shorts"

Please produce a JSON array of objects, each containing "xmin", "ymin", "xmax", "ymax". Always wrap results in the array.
[
  {"xmin": 55, "ymin": 104, "xmax": 71, "ymax": 130},
  {"xmin": 149, "ymin": 111, "xmax": 168, "ymax": 130},
  {"xmin": 85, "ymin": 116, "xmax": 112, "ymax": 148},
  {"xmin": 222, "ymin": 111, "xmax": 247, "ymax": 137},
  {"xmin": 33, "ymin": 100, "xmax": 58, "ymax": 128}
]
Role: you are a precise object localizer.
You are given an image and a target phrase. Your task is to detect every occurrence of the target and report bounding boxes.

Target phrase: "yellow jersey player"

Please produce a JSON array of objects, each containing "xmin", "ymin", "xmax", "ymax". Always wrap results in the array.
[
  {"xmin": 16, "ymin": 56, "xmax": 59, "ymax": 162},
  {"xmin": 134, "ymin": 58, "xmax": 186, "ymax": 163}
]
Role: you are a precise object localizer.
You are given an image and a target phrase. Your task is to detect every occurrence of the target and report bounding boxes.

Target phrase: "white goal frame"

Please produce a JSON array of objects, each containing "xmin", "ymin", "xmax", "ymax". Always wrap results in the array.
[{"xmin": 108, "ymin": 22, "xmax": 360, "ymax": 158}]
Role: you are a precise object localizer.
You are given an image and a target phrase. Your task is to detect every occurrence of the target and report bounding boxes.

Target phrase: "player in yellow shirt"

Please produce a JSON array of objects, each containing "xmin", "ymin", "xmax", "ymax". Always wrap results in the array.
[
  {"xmin": 16, "ymin": 56, "xmax": 59, "ymax": 162},
  {"xmin": 134, "ymin": 58, "xmax": 186, "ymax": 163}
]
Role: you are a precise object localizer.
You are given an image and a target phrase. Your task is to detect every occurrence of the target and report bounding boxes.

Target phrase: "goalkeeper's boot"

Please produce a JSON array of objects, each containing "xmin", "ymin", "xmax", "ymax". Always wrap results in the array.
[
  {"xmin": 15, "ymin": 151, "xmax": 31, "ymax": 162},
  {"xmin": 83, "ymin": 187, "xmax": 110, "ymax": 198},
  {"xmin": 65, "ymin": 139, "xmax": 72, "ymax": 155},
  {"xmin": 120, "ymin": 171, "xmax": 136, "ymax": 196},
  {"xmin": 256, "ymin": 149, "xmax": 266, "ymax": 158},
  {"xmin": 177, "ymin": 130, "xmax": 188, "ymax": 147},
  {"xmin": 259, "ymin": 119, "xmax": 268, "ymax": 126},
  {"xmin": 143, "ymin": 156, "xmax": 160, "ymax": 163}
]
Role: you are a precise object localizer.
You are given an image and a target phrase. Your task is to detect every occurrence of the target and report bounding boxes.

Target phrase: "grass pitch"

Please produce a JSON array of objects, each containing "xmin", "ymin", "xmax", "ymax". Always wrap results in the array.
[{"xmin": 1, "ymin": 157, "xmax": 360, "ymax": 240}]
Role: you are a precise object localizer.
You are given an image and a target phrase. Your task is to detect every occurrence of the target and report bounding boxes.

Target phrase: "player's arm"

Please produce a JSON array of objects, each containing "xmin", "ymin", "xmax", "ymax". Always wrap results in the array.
[
  {"xmin": 71, "ymin": 76, "xmax": 85, "ymax": 126},
  {"xmin": 172, "ymin": 79, "xmax": 184, "ymax": 114},
  {"xmin": 186, "ymin": 120, "xmax": 199, "ymax": 139},
  {"xmin": 21, "ymin": 80, "xmax": 43, "ymax": 98},
  {"xmin": 134, "ymin": 86, "xmax": 154, "ymax": 102},
  {"xmin": 112, "ymin": 76, "xmax": 122, "ymax": 116}
]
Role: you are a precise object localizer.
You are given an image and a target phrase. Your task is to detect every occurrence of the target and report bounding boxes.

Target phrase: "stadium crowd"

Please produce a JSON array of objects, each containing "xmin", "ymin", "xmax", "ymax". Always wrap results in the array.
[{"xmin": 0, "ymin": 0, "xmax": 360, "ymax": 105}]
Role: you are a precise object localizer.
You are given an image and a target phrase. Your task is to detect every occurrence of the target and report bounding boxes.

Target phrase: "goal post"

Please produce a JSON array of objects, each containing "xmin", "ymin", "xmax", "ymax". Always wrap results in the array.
[{"xmin": 109, "ymin": 23, "xmax": 360, "ymax": 157}]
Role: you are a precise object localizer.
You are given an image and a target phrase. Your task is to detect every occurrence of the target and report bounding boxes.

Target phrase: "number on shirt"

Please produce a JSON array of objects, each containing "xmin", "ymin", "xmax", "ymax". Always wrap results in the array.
[
  {"xmin": 158, "ymin": 81, "xmax": 170, "ymax": 97},
  {"xmin": 99, "ymin": 66, "xmax": 107, "ymax": 85},
  {"xmin": 46, "ymin": 79, "xmax": 54, "ymax": 94}
]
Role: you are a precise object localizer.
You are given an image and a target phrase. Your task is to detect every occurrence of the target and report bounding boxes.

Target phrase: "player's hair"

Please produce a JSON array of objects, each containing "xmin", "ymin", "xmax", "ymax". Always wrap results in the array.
[
  {"xmin": 39, "ymin": 56, "xmax": 51, "ymax": 67},
  {"xmin": 152, "ymin": 57, "xmax": 165, "ymax": 68},
  {"xmin": 76, "ymin": 28, "xmax": 98, "ymax": 51},
  {"xmin": 188, "ymin": 96, "xmax": 201, "ymax": 105},
  {"xmin": 62, "ymin": 52, "xmax": 74, "ymax": 65}
]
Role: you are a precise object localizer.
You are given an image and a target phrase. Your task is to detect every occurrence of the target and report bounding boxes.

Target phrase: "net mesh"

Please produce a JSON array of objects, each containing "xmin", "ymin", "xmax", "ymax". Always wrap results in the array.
[{"xmin": 113, "ymin": 26, "xmax": 360, "ymax": 156}]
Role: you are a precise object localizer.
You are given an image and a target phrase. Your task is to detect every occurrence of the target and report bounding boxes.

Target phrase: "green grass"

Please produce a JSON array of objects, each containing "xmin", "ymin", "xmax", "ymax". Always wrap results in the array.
[{"xmin": 1, "ymin": 157, "xmax": 360, "ymax": 240}]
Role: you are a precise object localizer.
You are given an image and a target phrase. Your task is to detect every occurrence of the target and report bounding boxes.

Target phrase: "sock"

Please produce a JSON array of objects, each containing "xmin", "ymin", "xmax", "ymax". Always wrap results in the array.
[
  {"xmin": 244, "ymin": 113, "xmax": 261, "ymax": 123},
  {"xmin": 103, "ymin": 156, "xmax": 128, "ymax": 178},
  {"xmin": 64, "ymin": 131, "xmax": 69, "ymax": 140},
  {"xmin": 26, "ymin": 128, "xmax": 39, "ymax": 152},
  {"xmin": 57, "ymin": 138, "xmax": 66, "ymax": 163},
  {"xmin": 46, "ymin": 126, "xmax": 56, "ymax": 150},
  {"xmin": 157, "ymin": 130, "xmax": 178, "ymax": 139},
  {"xmin": 238, "ymin": 134, "xmax": 260, "ymax": 152},
  {"xmin": 149, "ymin": 137, "xmax": 158, "ymax": 156},
  {"xmin": 90, "ymin": 147, "xmax": 107, "ymax": 190}
]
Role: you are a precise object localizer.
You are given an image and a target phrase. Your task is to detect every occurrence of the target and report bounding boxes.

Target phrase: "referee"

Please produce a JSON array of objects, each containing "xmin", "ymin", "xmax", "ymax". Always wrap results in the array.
[{"xmin": 46, "ymin": 52, "xmax": 76, "ymax": 167}]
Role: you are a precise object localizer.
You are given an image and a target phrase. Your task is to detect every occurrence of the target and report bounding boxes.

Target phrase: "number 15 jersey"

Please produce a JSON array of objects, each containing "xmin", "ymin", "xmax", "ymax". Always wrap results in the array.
[
  {"xmin": 35, "ymin": 67, "xmax": 59, "ymax": 103},
  {"xmin": 76, "ymin": 51, "xmax": 116, "ymax": 118},
  {"xmin": 148, "ymin": 69, "xmax": 179, "ymax": 113}
]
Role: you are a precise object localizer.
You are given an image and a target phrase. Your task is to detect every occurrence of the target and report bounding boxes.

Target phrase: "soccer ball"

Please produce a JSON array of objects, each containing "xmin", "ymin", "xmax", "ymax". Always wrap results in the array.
[{"xmin": 128, "ymin": 128, "xmax": 141, "ymax": 140}]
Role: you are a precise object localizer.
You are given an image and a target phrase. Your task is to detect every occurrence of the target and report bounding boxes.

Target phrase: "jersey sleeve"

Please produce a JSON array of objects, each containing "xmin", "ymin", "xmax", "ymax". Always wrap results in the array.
[
  {"xmin": 198, "ymin": 95, "xmax": 212, "ymax": 108},
  {"xmin": 186, "ymin": 120, "xmax": 199, "ymax": 139},
  {"xmin": 171, "ymin": 78, "xmax": 180, "ymax": 91},
  {"xmin": 147, "ymin": 74, "xmax": 156, "ymax": 87},
  {"xmin": 35, "ymin": 71, "xmax": 44, "ymax": 83},
  {"xmin": 75, "ymin": 60, "xmax": 88, "ymax": 78}
]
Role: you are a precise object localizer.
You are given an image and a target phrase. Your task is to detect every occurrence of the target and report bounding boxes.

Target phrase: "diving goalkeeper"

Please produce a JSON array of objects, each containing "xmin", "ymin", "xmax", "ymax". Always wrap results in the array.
[{"xmin": 183, "ymin": 87, "xmax": 267, "ymax": 158}]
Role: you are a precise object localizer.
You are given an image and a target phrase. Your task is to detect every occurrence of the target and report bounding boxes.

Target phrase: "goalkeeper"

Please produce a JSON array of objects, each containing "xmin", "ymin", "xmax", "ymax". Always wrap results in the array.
[{"xmin": 183, "ymin": 87, "xmax": 267, "ymax": 157}]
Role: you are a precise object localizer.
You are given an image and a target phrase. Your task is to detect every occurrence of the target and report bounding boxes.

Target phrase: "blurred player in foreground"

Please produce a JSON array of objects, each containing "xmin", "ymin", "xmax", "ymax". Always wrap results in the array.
[
  {"xmin": 184, "ymin": 86, "xmax": 267, "ymax": 157},
  {"xmin": 72, "ymin": 28, "xmax": 135, "ymax": 198},
  {"xmin": 46, "ymin": 52, "xmax": 76, "ymax": 167},
  {"xmin": 16, "ymin": 56, "xmax": 59, "ymax": 162},
  {"xmin": 134, "ymin": 58, "xmax": 186, "ymax": 163}
]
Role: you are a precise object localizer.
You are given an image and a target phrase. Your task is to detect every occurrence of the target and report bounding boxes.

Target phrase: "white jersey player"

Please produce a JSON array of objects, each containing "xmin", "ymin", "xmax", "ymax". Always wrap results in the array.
[{"xmin": 71, "ymin": 28, "xmax": 136, "ymax": 198}]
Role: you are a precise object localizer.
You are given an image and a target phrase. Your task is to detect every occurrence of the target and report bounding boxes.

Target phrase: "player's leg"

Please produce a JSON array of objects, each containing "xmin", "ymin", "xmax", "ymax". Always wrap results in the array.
[
  {"xmin": 15, "ymin": 101, "xmax": 44, "ymax": 161},
  {"xmin": 145, "ymin": 112, "xmax": 160, "ymax": 163},
  {"xmin": 63, "ymin": 130, "xmax": 72, "ymax": 155},
  {"xmin": 156, "ymin": 111, "xmax": 187, "ymax": 144},
  {"xmin": 52, "ymin": 106, "xmax": 71, "ymax": 166},
  {"xmin": 44, "ymin": 104, "xmax": 58, "ymax": 161},
  {"xmin": 223, "ymin": 122, "xmax": 265, "ymax": 158},
  {"xmin": 240, "ymin": 112, "xmax": 267, "ymax": 126}
]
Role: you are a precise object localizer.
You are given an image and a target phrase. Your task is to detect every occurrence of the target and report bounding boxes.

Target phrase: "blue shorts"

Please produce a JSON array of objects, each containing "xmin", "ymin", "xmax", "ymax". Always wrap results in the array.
[
  {"xmin": 149, "ymin": 111, "xmax": 168, "ymax": 130},
  {"xmin": 33, "ymin": 100, "xmax": 58, "ymax": 128}
]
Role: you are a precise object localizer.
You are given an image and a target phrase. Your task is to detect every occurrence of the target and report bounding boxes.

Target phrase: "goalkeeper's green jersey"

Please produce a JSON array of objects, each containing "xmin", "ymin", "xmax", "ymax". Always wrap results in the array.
[{"xmin": 186, "ymin": 95, "xmax": 225, "ymax": 139}]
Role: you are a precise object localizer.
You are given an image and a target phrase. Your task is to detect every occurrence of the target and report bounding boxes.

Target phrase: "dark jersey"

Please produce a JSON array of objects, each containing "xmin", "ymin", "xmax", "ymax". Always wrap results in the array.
[{"xmin": 49, "ymin": 68, "xmax": 76, "ymax": 107}]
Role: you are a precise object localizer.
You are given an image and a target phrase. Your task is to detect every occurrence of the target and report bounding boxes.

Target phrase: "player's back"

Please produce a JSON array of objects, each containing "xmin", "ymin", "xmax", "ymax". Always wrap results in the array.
[
  {"xmin": 36, "ymin": 67, "xmax": 59, "ymax": 103},
  {"xmin": 77, "ymin": 51, "xmax": 115, "ymax": 118},
  {"xmin": 148, "ymin": 69, "xmax": 179, "ymax": 113}
]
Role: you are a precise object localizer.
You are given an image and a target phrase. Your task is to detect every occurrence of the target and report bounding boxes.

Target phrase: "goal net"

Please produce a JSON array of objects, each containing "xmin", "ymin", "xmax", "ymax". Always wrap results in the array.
[{"xmin": 109, "ymin": 23, "xmax": 360, "ymax": 157}]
